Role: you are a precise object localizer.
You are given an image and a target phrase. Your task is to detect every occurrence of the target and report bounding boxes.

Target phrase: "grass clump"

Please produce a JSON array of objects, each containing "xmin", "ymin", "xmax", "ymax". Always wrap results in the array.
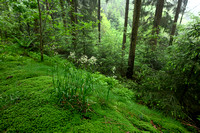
[{"xmin": 53, "ymin": 64, "xmax": 94, "ymax": 113}]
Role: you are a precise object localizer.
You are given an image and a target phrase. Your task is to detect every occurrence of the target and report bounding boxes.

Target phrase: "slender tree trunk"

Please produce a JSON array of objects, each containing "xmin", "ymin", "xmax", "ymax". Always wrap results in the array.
[
  {"xmin": 37, "ymin": 0, "xmax": 44, "ymax": 61},
  {"xmin": 169, "ymin": 0, "xmax": 182, "ymax": 45},
  {"xmin": 126, "ymin": 0, "xmax": 141, "ymax": 79},
  {"xmin": 74, "ymin": 0, "xmax": 78, "ymax": 24},
  {"xmin": 69, "ymin": 0, "xmax": 77, "ymax": 50},
  {"xmin": 45, "ymin": 0, "xmax": 53, "ymax": 25},
  {"xmin": 121, "ymin": 0, "xmax": 129, "ymax": 76},
  {"xmin": 18, "ymin": 13, "xmax": 23, "ymax": 33},
  {"xmin": 27, "ymin": 22, "xmax": 30, "ymax": 36},
  {"xmin": 122, "ymin": 0, "xmax": 129, "ymax": 50},
  {"xmin": 151, "ymin": 0, "xmax": 164, "ymax": 49},
  {"xmin": 98, "ymin": 0, "xmax": 101, "ymax": 43},
  {"xmin": 179, "ymin": 10, "xmax": 184, "ymax": 25},
  {"xmin": 59, "ymin": 0, "xmax": 67, "ymax": 28},
  {"xmin": 179, "ymin": 0, "xmax": 188, "ymax": 24},
  {"xmin": 0, "ymin": 29, "xmax": 3, "ymax": 43}
]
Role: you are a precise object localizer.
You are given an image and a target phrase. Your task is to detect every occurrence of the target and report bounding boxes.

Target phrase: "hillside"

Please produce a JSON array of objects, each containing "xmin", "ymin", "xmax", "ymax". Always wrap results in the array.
[{"xmin": 0, "ymin": 47, "xmax": 191, "ymax": 132}]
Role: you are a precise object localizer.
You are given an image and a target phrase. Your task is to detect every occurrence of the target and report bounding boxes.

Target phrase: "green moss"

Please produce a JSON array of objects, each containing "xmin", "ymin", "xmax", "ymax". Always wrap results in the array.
[{"xmin": 0, "ymin": 51, "xmax": 191, "ymax": 132}]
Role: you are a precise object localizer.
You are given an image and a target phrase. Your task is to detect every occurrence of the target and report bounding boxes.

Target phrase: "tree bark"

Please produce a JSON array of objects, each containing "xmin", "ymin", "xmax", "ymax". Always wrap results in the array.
[
  {"xmin": 179, "ymin": 0, "xmax": 188, "ymax": 25},
  {"xmin": 69, "ymin": 0, "xmax": 77, "ymax": 50},
  {"xmin": 37, "ymin": 0, "xmax": 44, "ymax": 61},
  {"xmin": 121, "ymin": 0, "xmax": 129, "ymax": 76},
  {"xmin": 169, "ymin": 0, "xmax": 182, "ymax": 45},
  {"xmin": 151, "ymin": 0, "xmax": 164, "ymax": 48},
  {"xmin": 126, "ymin": 0, "xmax": 141, "ymax": 79},
  {"xmin": 45, "ymin": 0, "xmax": 54, "ymax": 26},
  {"xmin": 74, "ymin": 0, "xmax": 78, "ymax": 24},
  {"xmin": 59, "ymin": 0, "xmax": 67, "ymax": 28},
  {"xmin": 122, "ymin": 0, "xmax": 129, "ymax": 50},
  {"xmin": 98, "ymin": 0, "xmax": 101, "ymax": 43}
]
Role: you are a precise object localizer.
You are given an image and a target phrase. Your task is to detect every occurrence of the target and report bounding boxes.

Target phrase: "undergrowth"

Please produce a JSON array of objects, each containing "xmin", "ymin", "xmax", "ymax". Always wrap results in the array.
[{"xmin": 0, "ymin": 45, "xmax": 194, "ymax": 132}]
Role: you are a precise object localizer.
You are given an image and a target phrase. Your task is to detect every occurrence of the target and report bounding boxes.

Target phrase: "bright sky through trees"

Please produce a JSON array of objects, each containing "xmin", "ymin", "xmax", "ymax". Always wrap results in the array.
[
  {"xmin": 182, "ymin": 0, "xmax": 200, "ymax": 22},
  {"xmin": 186, "ymin": 0, "xmax": 200, "ymax": 15}
]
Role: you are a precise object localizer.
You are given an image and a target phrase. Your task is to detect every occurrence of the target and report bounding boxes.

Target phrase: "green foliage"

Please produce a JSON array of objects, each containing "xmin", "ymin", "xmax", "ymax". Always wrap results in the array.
[
  {"xmin": 164, "ymin": 18, "xmax": 200, "ymax": 118},
  {"xmin": 130, "ymin": 17, "xmax": 200, "ymax": 124}
]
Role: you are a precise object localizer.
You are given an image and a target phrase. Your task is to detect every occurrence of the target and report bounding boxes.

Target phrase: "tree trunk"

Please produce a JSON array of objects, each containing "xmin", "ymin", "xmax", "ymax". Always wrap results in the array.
[
  {"xmin": 69, "ymin": 0, "xmax": 77, "ymax": 50},
  {"xmin": 59, "ymin": 0, "xmax": 67, "ymax": 28},
  {"xmin": 37, "ymin": 0, "xmax": 44, "ymax": 61},
  {"xmin": 179, "ymin": 10, "xmax": 184, "ymax": 25},
  {"xmin": 179, "ymin": 0, "xmax": 188, "ymax": 25},
  {"xmin": 98, "ymin": 0, "xmax": 101, "ymax": 43},
  {"xmin": 122, "ymin": 0, "xmax": 129, "ymax": 50},
  {"xmin": 121, "ymin": 0, "xmax": 129, "ymax": 76},
  {"xmin": 151, "ymin": 0, "xmax": 164, "ymax": 48},
  {"xmin": 45, "ymin": 0, "xmax": 53, "ymax": 25},
  {"xmin": 74, "ymin": 0, "xmax": 78, "ymax": 24},
  {"xmin": 18, "ymin": 13, "xmax": 23, "ymax": 33},
  {"xmin": 169, "ymin": 0, "xmax": 182, "ymax": 45},
  {"xmin": 126, "ymin": 0, "xmax": 141, "ymax": 79}
]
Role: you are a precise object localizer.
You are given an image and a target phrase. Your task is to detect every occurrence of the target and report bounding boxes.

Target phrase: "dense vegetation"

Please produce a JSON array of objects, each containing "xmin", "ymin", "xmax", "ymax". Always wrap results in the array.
[
  {"xmin": 0, "ymin": 47, "xmax": 192, "ymax": 132},
  {"xmin": 0, "ymin": 0, "xmax": 200, "ymax": 132}
]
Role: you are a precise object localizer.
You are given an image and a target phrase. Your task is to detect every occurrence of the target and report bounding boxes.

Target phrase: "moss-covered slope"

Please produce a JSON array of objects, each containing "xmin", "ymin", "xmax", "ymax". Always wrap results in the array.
[{"xmin": 0, "ymin": 51, "xmax": 190, "ymax": 132}]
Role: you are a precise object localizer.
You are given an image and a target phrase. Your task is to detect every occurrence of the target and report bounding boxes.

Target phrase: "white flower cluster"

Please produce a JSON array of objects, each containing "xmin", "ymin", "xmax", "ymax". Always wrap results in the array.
[
  {"xmin": 112, "ymin": 66, "xmax": 116, "ymax": 73},
  {"xmin": 52, "ymin": 45, "xmax": 56, "ymax": 50},
  {"xmin": 88, "ymin": 56, "xmax": 97, "ymax": 65},
  {"xmin": 54, "ymin": 52, "xmax": 58, "ymax": 55},
  {"xmin": 68, "ymin": 52, "xmax": 97, "ymax": 66},
  {"xmin": 79, "ymin": 55, "xmax": 88, "ymax": 64},
  {"xmin": 78, "ymin": 55, "xmax": 97, "ymax": 65},
  {"xmin": 68, "ymin": 52, "xmax": 76, "ymax": 59}
]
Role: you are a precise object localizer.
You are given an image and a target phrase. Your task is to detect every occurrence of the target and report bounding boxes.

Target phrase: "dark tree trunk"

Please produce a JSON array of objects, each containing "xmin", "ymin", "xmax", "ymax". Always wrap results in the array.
[
  {"xmin": 45, "ymin": 0, "xmax": 53, "ymax": 25},
  {"xmin": 126, "ymin": 0, "xmax": 141, "ymax": 79},
  {"xmin": 151, "ymin": 0, "xmax": 164, "ymax": 48},
  {"xmin": 179, "ymin": 10, "xmax": 184, "ymax": 25},
  {"xmin": 121, "ymin": 0, "xmax": 129, "ymax": 76},
  {"xmin": 18, "ymin": 13, "xmax": 23, "ymax": 33},
  {"xmin": 169, "ymin": 0, "xmax": 182, "ymax": 45},
  {"xmin": 27, "ymin": 22, "xmax": 30, "ymax": 36},
  {"xmin": 69, "ymin": 0, "xmax": 77, "ymax": 50},
  {"xmin": 74, "ymin": 0, "xmax": 78, "ymax": 24},
  {"xmin": 122, "ymin": 0, "xmax": 129, "ymax": 50},
  {"xmin": 59, "ymin": 0, "xmax": 67, "ymax": 28},
  {"xmin": 98, "ymin": 0, "xmax": 101, "ymax": 43},
  {"xmin": 37, "ymin": 0, "xmax": 44, "ymax": 61},
  {"xmin": 179, "ymin": 0, "xmax": 188, "ymax": 24}
]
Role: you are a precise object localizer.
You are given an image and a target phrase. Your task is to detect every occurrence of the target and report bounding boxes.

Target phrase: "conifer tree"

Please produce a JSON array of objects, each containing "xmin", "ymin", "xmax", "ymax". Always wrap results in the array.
[{"xmin": 126, "ymin": 0, "xmax": 141, "ymax": 79}]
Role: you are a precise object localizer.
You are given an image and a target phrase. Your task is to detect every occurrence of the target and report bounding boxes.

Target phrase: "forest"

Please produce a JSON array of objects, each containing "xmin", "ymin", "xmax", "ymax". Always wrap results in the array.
[{"xmin": 0, "ymin": 0, "xmax": 200, "ymax": 132}]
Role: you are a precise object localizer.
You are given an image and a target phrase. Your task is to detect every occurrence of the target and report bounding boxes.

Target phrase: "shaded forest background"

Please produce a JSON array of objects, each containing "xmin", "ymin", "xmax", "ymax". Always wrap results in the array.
[{"xmin": 0, "ymin": 0, "xmax": 200, "ymax": 128}]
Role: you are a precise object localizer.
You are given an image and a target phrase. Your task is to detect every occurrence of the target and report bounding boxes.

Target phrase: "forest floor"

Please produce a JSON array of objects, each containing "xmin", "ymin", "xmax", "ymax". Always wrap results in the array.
[{"xmin": 0, "ymin": 47, "xmax": 192, "ymax": 132}]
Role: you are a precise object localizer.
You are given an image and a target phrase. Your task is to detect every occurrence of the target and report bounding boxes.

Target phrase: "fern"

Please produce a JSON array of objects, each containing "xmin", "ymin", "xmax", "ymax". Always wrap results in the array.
[{"xmin": 12, "ymin": 35, "xmax": 36, "ymax": 49}]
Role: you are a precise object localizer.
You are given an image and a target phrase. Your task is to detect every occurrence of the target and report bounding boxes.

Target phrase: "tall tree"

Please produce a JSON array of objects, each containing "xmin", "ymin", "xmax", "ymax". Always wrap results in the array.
[
  {"xmin": 69, "ymin": 0, "xmax": 78, "ymax": 50},
  {"xmin": 98, "ymin": 0, "xmax": 101, "ymax": 43},
  {"xmin": 121, "ymin": 0, "xmax": 129, "ymax": 76},
  {"xmin": 126, "ymin": 0, "xmax": 141, "ymax": 79},
  {"xmin": 179, "ymin": 0, "xmax": 188, "ymax": 24},
  {"xmin": 122, "ymin": 0, "xmax": 129, "ymax": 50},
  {"xmin": 151, "ymin": 0, "xmax": 164, "ymax": 48},
  {"xmin": 37, "ymin": 0, "xmax": 43, "ymax": 61},
  {"xmin": 169, "ymin": 0, "xmax": 182, "ymax": 45},
  {"xmin": 59, "ymin": 0, "xmax": 67, "ymax": 28}
]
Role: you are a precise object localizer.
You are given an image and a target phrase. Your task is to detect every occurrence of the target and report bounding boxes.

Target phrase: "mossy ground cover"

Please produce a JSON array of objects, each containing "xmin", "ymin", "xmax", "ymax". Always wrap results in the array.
[{"xmin": 0, "ymin": 48, "xmax": 191, "ymax": 132}]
